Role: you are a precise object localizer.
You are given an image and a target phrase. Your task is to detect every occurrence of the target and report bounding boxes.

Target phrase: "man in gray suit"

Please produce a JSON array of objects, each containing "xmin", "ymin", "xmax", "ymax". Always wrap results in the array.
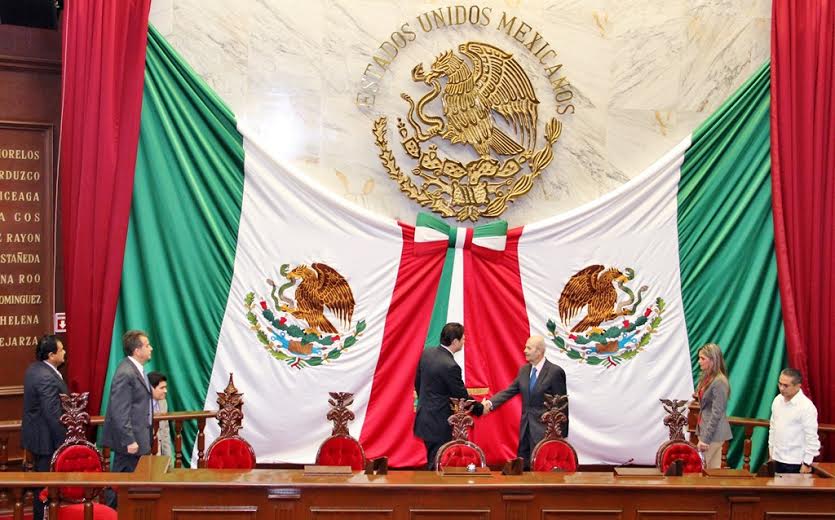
[
  {"xmin": 22, "ymin": 335, "xmax": 68, "ymax": 520},
  {"xmin": 102, "ymin": 330, "xmax": 154, "ymax": 474},
  {"xmin": 483, "ymin": 336, "xmax": 568, "ymax": 468}
]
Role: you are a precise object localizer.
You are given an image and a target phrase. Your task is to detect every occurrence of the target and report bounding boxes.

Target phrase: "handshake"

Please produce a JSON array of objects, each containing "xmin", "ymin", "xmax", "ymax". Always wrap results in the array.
[
  {"xmin": 460, "ymin": 398, "xmax": 494, "ymax": 416},
  {"xmin": 481, "ymin": 398, "xmax": 493, "ymax": 415}
]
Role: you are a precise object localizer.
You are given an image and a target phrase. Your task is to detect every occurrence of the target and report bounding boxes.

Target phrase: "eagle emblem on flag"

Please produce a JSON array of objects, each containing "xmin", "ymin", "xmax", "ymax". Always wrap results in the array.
[
  {"xmin": 244, "ymin": 263, "xmax": 366, "ymax": 370},
  {"xmin": 547, "ymin": 265, "xmax": 665, "ymax": 368}
]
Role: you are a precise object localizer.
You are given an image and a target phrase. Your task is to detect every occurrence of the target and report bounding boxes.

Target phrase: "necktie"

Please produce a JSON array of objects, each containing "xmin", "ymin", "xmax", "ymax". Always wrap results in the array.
[{"xmin": 529, "ymin": 366, "xmax": 538, "ymax": 393}]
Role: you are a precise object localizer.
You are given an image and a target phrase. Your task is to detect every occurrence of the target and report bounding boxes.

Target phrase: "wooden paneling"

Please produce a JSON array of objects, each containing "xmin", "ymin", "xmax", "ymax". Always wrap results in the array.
[
  {"xmin": 764, "ymin": 515, "xmax": 835, "ymax": 519},
  {"xmin": 728, "ymin": 495, "xmax": 759, "ymax": 520},
  {"xmin": 3, "ymin": 460, "xmax": 835, "ymax": 520},
  {"xmin": 0, "ymin": 24, "xmax": 61, "ymax": 462},
  {"xmin": 543, "ymin": 510, "xmax": 623, "ymax": 520},
  {"xmin": 410, "ymin": 510, "xmax": 490, "ymax": 519},
  {"xmin": 172, "ymin": 506, "xmax": 258, "ymax": 519},
  {"xmin": 636, "ymin": 512, "xmax": 716, "ymax": 520},
  {"xmin": 310, "ymin": 508, "xmax": 393, "ymax": 519},
  {"xmin": 503, "ymin": 493, "xmax": 532, "ymax": 520}
]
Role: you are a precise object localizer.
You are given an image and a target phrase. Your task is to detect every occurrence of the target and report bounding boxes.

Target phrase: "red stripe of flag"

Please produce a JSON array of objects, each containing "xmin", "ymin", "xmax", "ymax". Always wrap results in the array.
[
  {"xmin": 358, "ymin": 223, "xmax": 448, "ymax": 467},
  {"xmin": 464, "ymin": 226, "xmax": 530, "ymax": 465}
]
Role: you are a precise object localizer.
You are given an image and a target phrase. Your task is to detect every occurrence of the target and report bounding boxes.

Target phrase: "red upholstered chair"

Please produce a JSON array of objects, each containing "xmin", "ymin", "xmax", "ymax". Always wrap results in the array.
[
  {"xmin": 531, "ymin": 394, "xmax": 578, "ymax": 472},
  {"xmin": 205, "ymin": 374, "xmax": 256, "ymax": 469},
  {"xmin": 44, "ymin": 392, "xmax": 117, "ymax": 519},
  {"xmin": 434, "ymin": 398, "xmax": 486, "ymax": 472},
  {"xmin": 656, "ymin": 399, "xmax": 703, "ymax": 475},
  {"xmin": 315, "ymin": 392, "xmax": 366, "ymax": 471}
]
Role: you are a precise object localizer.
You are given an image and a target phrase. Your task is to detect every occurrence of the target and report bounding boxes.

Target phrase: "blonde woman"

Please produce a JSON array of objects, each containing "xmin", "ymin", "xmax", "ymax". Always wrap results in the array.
[{"xmin": 696, "ymin": 343, "xmax": 732, "ymax": 468}]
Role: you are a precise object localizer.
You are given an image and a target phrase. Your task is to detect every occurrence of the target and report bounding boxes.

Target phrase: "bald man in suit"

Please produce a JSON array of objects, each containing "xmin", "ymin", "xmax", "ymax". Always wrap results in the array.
[{"xmin": 483, "ymin": 336, "xmax": 568, "ymax": 468}]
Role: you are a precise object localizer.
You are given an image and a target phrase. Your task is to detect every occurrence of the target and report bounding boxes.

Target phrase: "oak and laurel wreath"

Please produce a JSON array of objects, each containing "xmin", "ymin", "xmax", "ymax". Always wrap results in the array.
[
  {"xmin": 372, "ymin": 117, "xmax": 561, "ymax": 220},
  {"xmin": 546, "ymin": 297, "xmax": 666, "ymax": 368},
  {"xmin": 244, "ymin": 292, "xmax": 366, "ymax": 369}
]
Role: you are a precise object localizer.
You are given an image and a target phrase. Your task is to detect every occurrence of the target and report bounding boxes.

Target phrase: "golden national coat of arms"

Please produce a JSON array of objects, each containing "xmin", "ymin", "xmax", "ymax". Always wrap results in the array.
[{"xmin": 373, "ymin": 41, "xmax": 562, "ymax": 221}]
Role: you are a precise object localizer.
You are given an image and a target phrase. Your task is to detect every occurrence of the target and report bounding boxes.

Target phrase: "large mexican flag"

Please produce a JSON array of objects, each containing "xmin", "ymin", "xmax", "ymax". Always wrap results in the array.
[{"xmin": 101, "ymin": 27, "xmax": 785, "ymax": 469}]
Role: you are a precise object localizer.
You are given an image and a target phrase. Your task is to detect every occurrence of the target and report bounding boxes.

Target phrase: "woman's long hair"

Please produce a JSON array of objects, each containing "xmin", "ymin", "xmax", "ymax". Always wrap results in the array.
[{"xmin": 697, "ymin": 343, "xmax": 730, "ymax": 397}]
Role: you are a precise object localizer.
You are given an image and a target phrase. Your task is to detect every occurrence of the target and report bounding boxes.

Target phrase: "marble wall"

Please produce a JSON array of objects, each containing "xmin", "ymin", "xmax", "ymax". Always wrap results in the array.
[{"xmin": 148, "ymin": 0, "xmax": 771, "ymax": 226}]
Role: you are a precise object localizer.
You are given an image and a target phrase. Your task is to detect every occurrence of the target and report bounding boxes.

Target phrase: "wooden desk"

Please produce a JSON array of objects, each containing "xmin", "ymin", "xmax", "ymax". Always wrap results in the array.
[
  {"xmin": 814, "ymin": 462, "xmax": 835, "ymax": 478},
  {"xmin": 2, "ymin": 457, "xmax": 835, "ymax": 520}
]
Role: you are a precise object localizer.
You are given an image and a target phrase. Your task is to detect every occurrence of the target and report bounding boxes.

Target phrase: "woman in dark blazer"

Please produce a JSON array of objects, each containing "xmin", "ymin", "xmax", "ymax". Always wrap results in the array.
[{"xmin": 696, "ymin": 343, "xmax": 732, "ymax": 468}]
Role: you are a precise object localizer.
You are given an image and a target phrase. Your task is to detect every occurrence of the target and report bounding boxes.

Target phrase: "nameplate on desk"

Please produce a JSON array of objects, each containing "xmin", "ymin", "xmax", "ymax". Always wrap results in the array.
[
  {"xmin": 441, "ymin": 467, "xmax": 492, "ymax": 477},
  {"xmin": 614, "ymin": 467, "xmax": 663, "ymax": 478},
  {"xmin": 775, "ymin": 473, "xmax": 814, "ymax": 480},
  {"xmin": 303, "ymin": 465, "xmax": 353, "ymax": 476},
  {"xmin": 703, "ymin": 468, "xmax": 753, "ymax": 478}
]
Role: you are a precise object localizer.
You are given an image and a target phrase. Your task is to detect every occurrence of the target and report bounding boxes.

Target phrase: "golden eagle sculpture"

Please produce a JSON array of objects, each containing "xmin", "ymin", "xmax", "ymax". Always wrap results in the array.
[
  {"xmin": 558, "ymin": 265, "xmax": 629, "ymax": 333},
  {"xmin": 280, "ymin": 263, "xmax": 355, "ymax": 335},
  {"xmin": 423, "ymin": 41, "xmax": 539, "ymax": 159}
]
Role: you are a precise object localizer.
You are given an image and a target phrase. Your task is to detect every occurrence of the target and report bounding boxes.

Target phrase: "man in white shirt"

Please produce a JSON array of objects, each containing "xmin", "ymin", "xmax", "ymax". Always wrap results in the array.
[{"xmin": 768, "ymin": 368, "xmax": 820, "ymax": 473}]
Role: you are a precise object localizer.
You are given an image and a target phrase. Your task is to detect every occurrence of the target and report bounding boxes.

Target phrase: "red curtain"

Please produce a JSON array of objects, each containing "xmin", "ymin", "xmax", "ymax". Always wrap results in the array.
[
  {"xmin": 60, "ymin": 0, "xmax": 151, "ymax": 412},
  {"xmin": 771, "ymin": 0, "xmax": 835, "ymax": 457}
]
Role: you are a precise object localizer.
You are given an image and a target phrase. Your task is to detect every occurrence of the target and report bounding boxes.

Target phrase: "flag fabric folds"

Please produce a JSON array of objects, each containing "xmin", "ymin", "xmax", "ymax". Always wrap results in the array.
[{"xmin": 103, "ymin": 27, "xmax": 784, "ymax": 470}]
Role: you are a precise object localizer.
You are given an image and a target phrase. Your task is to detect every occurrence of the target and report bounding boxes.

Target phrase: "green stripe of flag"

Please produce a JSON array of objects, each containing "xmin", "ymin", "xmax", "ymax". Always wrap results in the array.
[
  {"xmin": 472, "ymin": 220, "xmax": 508, "ymax": 239},
  {"xmin": 678, "ymin": 61, "xmax": 786, "ymax": 470},
  {"xmin": 424, "ymin": 248, "xmax": 456, "ymax": 347},
  {"xmin": 415, "ymin": 212, "xmax": 456, "ymax": 247},
  {"xmin": 101, "ymin": 25, "xmax": 246, "ymax": 465}
]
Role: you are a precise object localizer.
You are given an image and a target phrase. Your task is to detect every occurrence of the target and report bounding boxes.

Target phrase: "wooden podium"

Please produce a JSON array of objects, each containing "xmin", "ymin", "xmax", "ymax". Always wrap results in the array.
[{"xmin": 2, "ymin": 457, "xmax": 834, "ymax": 520}]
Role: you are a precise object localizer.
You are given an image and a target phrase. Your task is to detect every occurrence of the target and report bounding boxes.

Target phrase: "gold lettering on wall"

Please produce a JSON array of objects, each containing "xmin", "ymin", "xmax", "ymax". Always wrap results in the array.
[
  {"xmin": 0, "ymin": 125, "xmax": 52, "ymax": 348},
  {"xmin": 0, "ymin": 148, "xmax": 40, "ymax": 160},
  {"xmin": 0, "ymin": 314, "xmax": 40, "ymax": 325},
  {"xmin": 355, "ymin": 4, "xmax": 574, "ymax": 115},
  {"xmin": 0, "ymin": 336, "xmax": 37, "ymax": 347}
]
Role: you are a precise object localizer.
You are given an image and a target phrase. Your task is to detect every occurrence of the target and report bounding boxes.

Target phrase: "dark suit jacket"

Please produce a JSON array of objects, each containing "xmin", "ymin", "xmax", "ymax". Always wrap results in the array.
[
  {"xmin": 413, "ymin": 346, "xmax": 483, "ymax": 443},
  {"xmin": 101, "ymin": 357, "xmax": 153, "ymax": 455},
  {"xmin": 21, "ymin": 361, "xmax": 68, "ymax": 456},
  {"xmin": 490, "ymin": 359, "xmax": 569, "ymax": 447}
]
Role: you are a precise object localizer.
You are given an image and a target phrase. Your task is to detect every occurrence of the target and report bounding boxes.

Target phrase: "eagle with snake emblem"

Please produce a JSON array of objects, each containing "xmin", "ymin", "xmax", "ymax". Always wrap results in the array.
[
  {"xmin": 277, "ymin": 263, "xmax": 355, "ymax": 336},
  {"xmin": 415, "ymin": 41, "xmax": 539, "ymax": 158},
  {"xmin": 558, "ymin": 265, "xmax": 631, "ymax": 333}
]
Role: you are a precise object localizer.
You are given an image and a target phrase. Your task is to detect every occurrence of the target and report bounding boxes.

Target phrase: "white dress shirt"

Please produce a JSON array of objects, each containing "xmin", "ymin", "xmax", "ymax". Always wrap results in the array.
[
  {"xmin": 768, "ymin": 389, "xmax": 820, "ymax": 465},
  {"xmin": 127, "ymin": 356, "xmax": 148, "ymax": 386},
  {"xmin": 530, "ymin": 357, "xmax": 546, "ymax": 379}
]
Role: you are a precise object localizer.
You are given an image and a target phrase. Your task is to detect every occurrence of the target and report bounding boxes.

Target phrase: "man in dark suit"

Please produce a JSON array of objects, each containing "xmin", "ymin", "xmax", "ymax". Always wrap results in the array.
[
  {"xmin": 483, "ymin": 335, "xmax": 568, "ymax": 468},
  {"xmin": 413, "ymin": 322, "xmax": 484, "ymax": 469},
  {"xmin": 102, "ymin": 330, "xmax": 154, "ymax": 475},
  {"xmin": 22, "ymin": 335, "xmax": 68, "ymax": 520}
]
